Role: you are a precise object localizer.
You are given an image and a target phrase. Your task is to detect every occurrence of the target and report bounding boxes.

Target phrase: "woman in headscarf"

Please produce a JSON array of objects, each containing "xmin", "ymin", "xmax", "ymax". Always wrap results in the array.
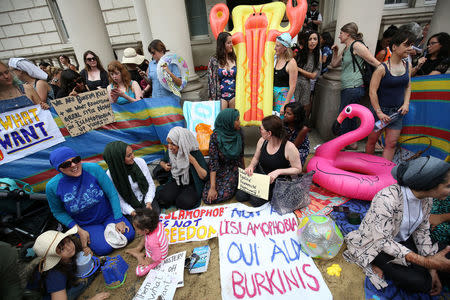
[
  {"xmin": 344, "ymin": 156, "xmax": 450, "ymax": 296},
  {"xmin": 155, "ymin": 127, "xmax": 208, "ymax": 210},
  {"xmin": 202, "ymin": 108, "xmax": 244, "ymax": 204},
  {"xmin": 9, "ymin": 58, "xmax": 54, "ymax": 104},
  {"xmin": 103, "ymin": 141, "xmax": 158, "ymax": 217},
  {"xmin": 46, "ymin": 146, "xmax": 135, "ymax": 256},
  {"xmin": 0, "ymin": 61, "xmax": 47, "ymax": 112}
]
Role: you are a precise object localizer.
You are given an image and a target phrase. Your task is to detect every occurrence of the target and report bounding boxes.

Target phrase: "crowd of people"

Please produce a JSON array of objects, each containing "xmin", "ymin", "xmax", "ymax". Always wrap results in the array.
[{"xmin": 0, "ymin": 6, "xmax": 449, "ymax": 299}]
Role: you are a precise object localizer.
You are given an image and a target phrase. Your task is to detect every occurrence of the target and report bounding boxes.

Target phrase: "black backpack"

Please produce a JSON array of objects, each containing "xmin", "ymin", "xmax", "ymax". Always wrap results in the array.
[{"xmin": 349, "ymin": 40, "xmax": 375, "ymax": 92}]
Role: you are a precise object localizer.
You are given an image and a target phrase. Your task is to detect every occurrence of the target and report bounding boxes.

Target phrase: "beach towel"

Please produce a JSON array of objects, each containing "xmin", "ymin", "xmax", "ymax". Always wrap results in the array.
[
  {"xmin": 182, "ymin": 100, "xmax": 221, "ymax": 137},
  {"xmin": 400, "ymin": 74, "xmax": 450, "ymax": 162},
  {"xmin": 294, "ymin": 184, "xmax": 350, "ymax": 219}
]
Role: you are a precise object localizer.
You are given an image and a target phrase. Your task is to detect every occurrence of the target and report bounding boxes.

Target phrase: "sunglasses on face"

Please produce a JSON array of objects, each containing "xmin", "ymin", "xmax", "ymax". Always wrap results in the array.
[
  {"xmin": 74, "ymin": 77, "xmax": 84, "ymax": 84},
  {"xmin": 59, "ymin": 156, "xmax": 81, "ymax": 169},
  {"xmin": 86, "ymin": 57, "xmax": 96, "ymax": 62}
]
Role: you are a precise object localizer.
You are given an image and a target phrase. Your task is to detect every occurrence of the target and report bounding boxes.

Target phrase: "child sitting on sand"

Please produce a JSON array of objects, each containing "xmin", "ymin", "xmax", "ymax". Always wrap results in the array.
[{"xmin": 126, "ymin": 208, "xmax": 168, "ymax": 276}]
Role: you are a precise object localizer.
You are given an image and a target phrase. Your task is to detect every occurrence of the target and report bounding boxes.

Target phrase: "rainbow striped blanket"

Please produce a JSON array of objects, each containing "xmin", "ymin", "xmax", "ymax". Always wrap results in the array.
[
  {"xmin": 400, "ymin": 74, "xmax": 450, "ymax": 161},
  {"xmin": 0, "ymin": 97, "xmax": 185, "ymax": 192}
]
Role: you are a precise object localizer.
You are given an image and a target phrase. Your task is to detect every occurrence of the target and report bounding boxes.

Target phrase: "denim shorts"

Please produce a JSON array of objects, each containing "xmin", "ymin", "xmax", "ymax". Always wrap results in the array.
[{"xmin": 371, "ymin": 106, "xmax": 404, "ymax": 130}]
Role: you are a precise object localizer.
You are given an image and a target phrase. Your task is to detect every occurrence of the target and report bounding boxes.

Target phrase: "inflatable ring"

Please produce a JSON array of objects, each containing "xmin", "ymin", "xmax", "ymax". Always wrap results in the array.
[
  {"xmin": 306, "ymin": 104, "xmax": 396, "ymax": 201},
  {"xmin": 157, "ymin": 53, "xmax": 189, "ymax": 93}
]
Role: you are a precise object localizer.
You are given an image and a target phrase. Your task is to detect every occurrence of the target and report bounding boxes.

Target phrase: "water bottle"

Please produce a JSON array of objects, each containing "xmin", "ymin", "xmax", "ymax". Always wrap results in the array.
[{"xmin": 374, "ymin": 112, "xmax": 400, "ymax": 132}]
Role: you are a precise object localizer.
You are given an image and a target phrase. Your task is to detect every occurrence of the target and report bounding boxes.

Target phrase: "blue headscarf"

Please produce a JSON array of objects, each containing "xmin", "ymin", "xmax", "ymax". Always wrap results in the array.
[{"xmin": 49, "ymin": 147, "xmax": 78, "ymax": 170}]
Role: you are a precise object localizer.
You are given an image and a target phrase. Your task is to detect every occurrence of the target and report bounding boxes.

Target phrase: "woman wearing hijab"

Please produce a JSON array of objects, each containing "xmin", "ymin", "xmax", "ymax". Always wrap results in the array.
[
  {"xmin": 46, "ymin": 146, "xmax": 135, "ymax": 256},
  {"xmin": 0, "ymin": 61, "xmax": 46, "ymax": 112},
  {"xmin": 9, "ymin": 58, "xmax": 54, "ymax": 104},
  {"xmin": 202, "ymin": 108, "xmax": 244, "ymax": 204},
  {"xmin": 155, "ymin": 127, "xmax": 208, "ymax": 210},
  {"xmin": 103, "ymin": 141, "xmax": 158, "ymax": 216},
  {"xmin": 344, "ymin": 156, "xmax": 450, "ymax": 296}
]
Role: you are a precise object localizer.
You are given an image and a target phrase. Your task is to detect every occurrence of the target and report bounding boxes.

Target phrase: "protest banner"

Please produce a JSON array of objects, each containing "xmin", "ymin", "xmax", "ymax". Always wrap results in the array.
[
  {"xmin": 0, "ymin": 105, "xmax": 65, "ymax": 165},
  {"xmin": 219, "ymin": 203, "xmax": 332, "ymax": 300},
  {"xmin": 160, "ymin": 205, "xmax": 227, "ymax": 244},
  {"xmin": 238, "ymin": 168, "xmax": 270, "ymax": 200},
  {"xmin": 1, "ymin": 97, "xmax": 184, "ymax": 192},
  {"xmin": 154, "ymin": 251, "xmax": 186, "ymax": 287},
  {"xmin": 51, "ymin": 89, "xmax": 114, "ymax": 136},
  {"xmin": 133, "ymin": 269, "xmax": 178, "ymax": 300}
]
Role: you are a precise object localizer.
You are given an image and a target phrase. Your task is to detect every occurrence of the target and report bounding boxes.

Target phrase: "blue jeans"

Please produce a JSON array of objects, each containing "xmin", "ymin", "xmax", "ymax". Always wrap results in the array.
[
  {"xmin": 66, "ymin": 274, "xmax": 96, "ymax": 300},
  {"xmin": 339, "ymin": 86, "xmax": 365, "ymax": 135}
]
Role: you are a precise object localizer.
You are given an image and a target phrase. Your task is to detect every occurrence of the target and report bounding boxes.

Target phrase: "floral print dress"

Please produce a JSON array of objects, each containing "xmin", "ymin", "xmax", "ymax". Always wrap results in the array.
[
  {"xmin": 201, "ymin": 131, "xmax": 244, "ymax": 204},
  {"xmin": 218, "ymin": 66, "xmax": 237, "ymax": 101},
  {"xmin": 284, "ymin": 126, "xmax": 310, "ymax": 166}
]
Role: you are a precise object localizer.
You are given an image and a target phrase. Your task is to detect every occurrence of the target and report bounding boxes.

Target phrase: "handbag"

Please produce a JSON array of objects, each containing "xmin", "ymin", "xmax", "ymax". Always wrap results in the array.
[
  {"xmin": 271, "ymin": 171, "xmax": 314, "ymax": 215},
  {"xmin": 392, "ymin": 135, "xmax": 432, "ymax": 165}
]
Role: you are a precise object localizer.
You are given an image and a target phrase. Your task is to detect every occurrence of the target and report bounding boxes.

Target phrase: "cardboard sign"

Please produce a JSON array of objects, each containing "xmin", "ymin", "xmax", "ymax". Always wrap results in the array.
[
  {"xmin": 219, "ymin": 203, "xmax": 332, "ymax": 300},
  {"xmin": 0, "ymin": 105, "xmax": 65, "ymax": 165},
  {"xmin": 154, "ymin": 251, "xmax": 186, "ymax": 287},
  {"xmin": 51, "ymin": 89, "xmax": 114, "ymax": 136},
  {"xmin": 133, "ymin": 269, "xmax": 178, "ymax": 300},
  {"xmin": 238, "ymin": 168, "xmax": 270, "ymax": 200}
]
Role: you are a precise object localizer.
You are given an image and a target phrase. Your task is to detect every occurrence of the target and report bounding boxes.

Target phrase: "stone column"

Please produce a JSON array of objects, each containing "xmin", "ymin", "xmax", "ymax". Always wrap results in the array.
[
  {"xmin": 334, "ymin": 0, "xmax": 385, "ymax": 54},
  {"xmin": 56, "ymin": 0, "xmax": 114, "ymax": 69},
  {"xmin": 428, "ymin": 0, "xmax": 450, "ymax": 39},
  {"xmin": 146, "ymin": 0, "xmax": 203, "ymax": 100},
  {"xmin": 133, "ymin": 0, "xmax": 153, "ymax": 59}
]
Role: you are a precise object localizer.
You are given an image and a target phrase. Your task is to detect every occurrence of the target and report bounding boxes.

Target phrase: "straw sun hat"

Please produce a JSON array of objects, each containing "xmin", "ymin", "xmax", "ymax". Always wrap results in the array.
[
  {"xmin": 121, "ymin": 48, "xmax": 145, "ymax": 65},
  {"xmin": 33, "ymin": 226, "xmax": 78, "ymax": 272}
]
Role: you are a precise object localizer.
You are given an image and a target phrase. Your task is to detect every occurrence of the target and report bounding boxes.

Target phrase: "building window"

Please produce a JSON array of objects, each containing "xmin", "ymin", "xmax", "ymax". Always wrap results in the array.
[
  {"xmin": 47, "ymin": 0, "xmax": 69, "ymax": 43},
  {"xmin": 186, "ymin": 0, "xmax": 209, "ymax": 40},
  {"xmin": 423, "ymin": 0, "xmax": 437, "ymax": 6},
  {"xmin": 384, "ymin": 0, "xmax": 409, "ymax": 8}
]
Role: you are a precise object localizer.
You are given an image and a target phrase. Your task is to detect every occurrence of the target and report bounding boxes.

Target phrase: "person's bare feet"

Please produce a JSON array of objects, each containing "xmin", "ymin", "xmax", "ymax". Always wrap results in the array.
[
  {"xmin": 125, "ymin": 247, "xmax": 142, "ymax": 258},
  {"xmin": 372, "ymin": 265, "xmax": 384, "ymax": 279}
]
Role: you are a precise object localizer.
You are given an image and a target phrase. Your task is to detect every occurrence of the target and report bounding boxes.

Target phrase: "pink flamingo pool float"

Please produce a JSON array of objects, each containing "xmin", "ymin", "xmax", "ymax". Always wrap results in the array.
[{"xmin": 307, "ymin": 104, "xmax": 396, "ymax": 200}]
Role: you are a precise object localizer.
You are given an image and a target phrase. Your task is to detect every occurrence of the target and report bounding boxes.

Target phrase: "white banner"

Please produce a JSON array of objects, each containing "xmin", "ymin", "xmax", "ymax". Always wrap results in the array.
[
  {"xmin": 160, "ymin": 205, "xmax": 228, "ymax": 244},
  {"xmin": 219, "ymin": 203, "xmax": 332, "ymax": 300},
  {"xmin": 0, "ymin": 105, "xmax": 65, "ymax": 165}
]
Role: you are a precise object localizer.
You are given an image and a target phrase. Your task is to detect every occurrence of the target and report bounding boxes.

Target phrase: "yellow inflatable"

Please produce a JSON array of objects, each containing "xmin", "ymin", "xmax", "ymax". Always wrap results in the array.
[{"xmin": 210, "ymin": 0, "xmax": 307, "ymax": 126}]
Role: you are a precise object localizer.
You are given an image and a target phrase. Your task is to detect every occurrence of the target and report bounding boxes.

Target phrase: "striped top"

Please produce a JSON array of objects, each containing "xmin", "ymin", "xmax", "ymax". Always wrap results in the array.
[{"xmin": 144, "ymin": 222, "xmax": 169, "ymax": 269}]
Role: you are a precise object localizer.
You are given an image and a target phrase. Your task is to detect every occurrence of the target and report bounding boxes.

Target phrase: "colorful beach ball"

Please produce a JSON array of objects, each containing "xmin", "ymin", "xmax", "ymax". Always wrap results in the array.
[{"xmin": 297, "ymin": 215, "xmax": 344, "ymax": 259}]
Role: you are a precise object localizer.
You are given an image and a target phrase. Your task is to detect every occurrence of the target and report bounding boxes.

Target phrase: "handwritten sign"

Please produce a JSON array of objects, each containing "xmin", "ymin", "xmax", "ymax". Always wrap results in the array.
[
  {"xmin": 0, "ymin": 105, "xmax": 65, "ymax": 165},
  {"xmin": 51, "ymin": 89, "xmax": 114, "ymax": 136},
  {"xmin": 238, "ymin": 168, "xmax": 270, "ymax": 200},
  {"xmin": 154, "ymin": 251, "xmax": 186, "ymax": 287},
  {"xmin": 160, "ymin": 205, "xmax": 227, "ymax": 244},
  {"xmin": 218, "ymin": 203, "xmax": 332, "ymax": 300},
  {"xmin": 133, "ymin": 269, "xmax": 178, "ymax": 300}
]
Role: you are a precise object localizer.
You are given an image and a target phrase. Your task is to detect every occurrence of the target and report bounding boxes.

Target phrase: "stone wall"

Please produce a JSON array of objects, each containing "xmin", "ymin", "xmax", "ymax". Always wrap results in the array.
[{"xmin": 0, "ymin": 0, "xmax": 139, "ymax": 60}]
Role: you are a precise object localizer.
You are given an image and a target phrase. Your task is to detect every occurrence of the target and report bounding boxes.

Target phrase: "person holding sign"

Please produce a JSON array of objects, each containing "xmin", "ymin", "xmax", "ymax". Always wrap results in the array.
[
  {"xmin": 202, "ymin": 108, "xmax": 244, "ymax": 204},
  {"xmin": 103, "ymin": 141, "xmax": 159, "ymax": 216},
  {"xmin": 106, "ymin": 61, "xmax": 143, "ymax": 104},
  {"xmin": 46, "ymin": 147, "xmax": 135, "ymax": 256},
  {"xmin": 155, "ymin": 127, "xmax": 208, "ymax": 210},
  {"xmin": 236, "ymin": 115, "xmax": 302, "ymax": 207},
  {"xmin": 0, "ymin": 61, "xmax": 46, "ymax": 112},
  {"xmin": 344, "ymin": 156, "xmax": 450, "ymax": 295}
]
